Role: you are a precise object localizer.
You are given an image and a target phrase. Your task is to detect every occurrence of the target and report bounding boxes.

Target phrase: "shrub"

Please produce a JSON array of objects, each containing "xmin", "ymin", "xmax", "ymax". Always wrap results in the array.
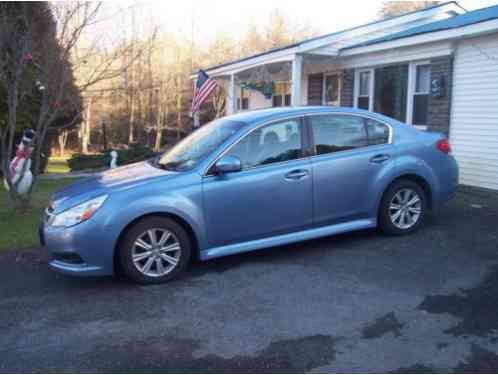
[{"xmin": 68, "ymin": 144, "xmax": 158, "ymax": 172}]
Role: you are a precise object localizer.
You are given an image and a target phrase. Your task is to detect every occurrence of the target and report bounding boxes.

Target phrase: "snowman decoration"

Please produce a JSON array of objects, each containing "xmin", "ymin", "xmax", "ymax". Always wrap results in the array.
[{"xmin": 3, "ymin": 129, "xmax": 36, "ymax": 195}]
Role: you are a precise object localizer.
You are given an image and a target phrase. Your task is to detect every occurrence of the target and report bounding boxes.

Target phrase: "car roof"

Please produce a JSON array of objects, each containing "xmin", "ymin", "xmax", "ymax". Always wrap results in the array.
[{"xmin": 226, "ymin": 106, "xmax": 393, "ymax": 126}]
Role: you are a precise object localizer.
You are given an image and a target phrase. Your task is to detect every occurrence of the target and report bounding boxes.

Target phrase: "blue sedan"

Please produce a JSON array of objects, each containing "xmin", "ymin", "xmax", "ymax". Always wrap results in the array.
[{"xmin": 40, "ymin": 107, "xmax": 458, "ymax": 284}]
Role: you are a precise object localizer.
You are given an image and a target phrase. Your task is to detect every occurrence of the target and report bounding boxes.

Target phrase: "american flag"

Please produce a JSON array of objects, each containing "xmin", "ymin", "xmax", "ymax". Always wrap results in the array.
[{"xmin": 191, "ymin": 69, "xmax": 218, "ymax": 114}]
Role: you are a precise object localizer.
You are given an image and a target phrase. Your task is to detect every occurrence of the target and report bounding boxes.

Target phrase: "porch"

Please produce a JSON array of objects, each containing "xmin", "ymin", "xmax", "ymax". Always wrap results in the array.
[{"xmin": 208, "ymin": 52, "xmax": 434, "ymax": 132}]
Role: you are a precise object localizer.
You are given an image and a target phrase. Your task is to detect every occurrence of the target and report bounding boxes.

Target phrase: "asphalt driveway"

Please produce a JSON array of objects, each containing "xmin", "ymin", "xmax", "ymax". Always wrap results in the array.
[{"xmin": 1, "ymin": 188, "xmax": 497, "ymax": 373}]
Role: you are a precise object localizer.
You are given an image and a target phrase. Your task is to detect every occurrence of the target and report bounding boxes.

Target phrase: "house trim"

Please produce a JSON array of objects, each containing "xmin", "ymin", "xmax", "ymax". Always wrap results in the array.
[
  {"xmin": 353, "ymin": 68, "xmax": 374, "ymax": 111},
  {"xmin": 340, "ymin": 18, "xmax": 498, "ymax": 57}
]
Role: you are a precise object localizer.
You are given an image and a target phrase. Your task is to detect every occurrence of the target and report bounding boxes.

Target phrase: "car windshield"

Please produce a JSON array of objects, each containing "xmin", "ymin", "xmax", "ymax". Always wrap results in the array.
[{"xmin": 157, "ymin": 119, "xmax": 245, "ymax": 171}]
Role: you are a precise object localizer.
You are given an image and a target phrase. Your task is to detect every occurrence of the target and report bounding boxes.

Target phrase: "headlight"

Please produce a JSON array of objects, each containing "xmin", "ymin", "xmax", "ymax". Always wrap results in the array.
[{"xmin": 50, "ymin": 195, "xmax": 108, "ymax": 228}]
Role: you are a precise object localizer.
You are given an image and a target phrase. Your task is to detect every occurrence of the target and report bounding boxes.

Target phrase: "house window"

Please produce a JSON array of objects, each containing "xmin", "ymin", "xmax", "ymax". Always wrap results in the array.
[
  {"xmin": 237, "ymin": 88, "xmax": 249, "ymax": 110},
  {"xmin": 273, "ymin": 82, "xmax": 291, "ymax": 107},
  {"xmin": 374, "ymin": 64, "xmax": 408, "ymax": 122},
  {"xmin": 412, "ymin": 64, "xmax": 431, "ymax": 125},
  {"xmin": 325, "ymin": 74, "xmax": 340, "ymax": 105},
  {"xmin": 358, "ymin": 71, "xmax": 371, "ymax": 110}
]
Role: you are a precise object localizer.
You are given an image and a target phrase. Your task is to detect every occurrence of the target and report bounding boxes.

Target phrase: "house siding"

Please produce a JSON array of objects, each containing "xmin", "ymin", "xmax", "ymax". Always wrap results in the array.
[
  {"xmin": 427, "ymin": 56, "xmax": 453, "ymax": 134},
  {"xmin": 340, "ymin": 69, "xmax": 355, "ymax": 107},
  {"xmin": 450, "ymin": 33, "xmax": 498, "ymax": 190}
]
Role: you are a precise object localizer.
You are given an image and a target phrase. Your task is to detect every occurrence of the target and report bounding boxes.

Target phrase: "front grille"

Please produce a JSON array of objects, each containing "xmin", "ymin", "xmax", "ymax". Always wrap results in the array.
[{"xmin": 53, "ymin": 252, "xmax": 84, "ymax": 265}]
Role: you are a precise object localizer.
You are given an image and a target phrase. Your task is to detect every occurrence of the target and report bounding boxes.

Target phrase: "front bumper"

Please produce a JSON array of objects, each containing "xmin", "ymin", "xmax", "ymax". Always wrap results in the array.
[{"xmin": 40, "ymin": 219, "xmax": 115, "ymax": 277}]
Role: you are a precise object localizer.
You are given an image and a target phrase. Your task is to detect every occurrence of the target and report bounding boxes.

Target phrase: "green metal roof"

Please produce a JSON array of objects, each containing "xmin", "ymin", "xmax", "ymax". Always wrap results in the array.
[{"xmin": 343, "ymin": 4, "xmax": 498, "ymax": 50}]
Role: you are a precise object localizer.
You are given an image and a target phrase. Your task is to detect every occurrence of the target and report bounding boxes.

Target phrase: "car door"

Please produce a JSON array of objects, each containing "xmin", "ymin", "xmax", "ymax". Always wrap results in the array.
[
  {"xmin": 202, "ymin": 117, "xmax": 313, "ymax": 248},
  {"xmin": 307, "ymin": 113, "xmax": 393, "ymax": 226}
]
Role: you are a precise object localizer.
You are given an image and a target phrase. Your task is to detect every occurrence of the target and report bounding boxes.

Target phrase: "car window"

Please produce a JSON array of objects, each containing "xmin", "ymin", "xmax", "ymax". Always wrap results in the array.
[
  {"xmin": 226, "ymin": 119, "xmax": 302, "ymax": 169},
  {"xmin": 310, "ymin": 115, "xmax": 368, "ymax": 155},
  {"xmin": 158, "ymin": 118, "xmax": 244, "ymax": 171},
  {"xmin": 365, "ymin": 119, "xmax": 390, "ymax": 145}
]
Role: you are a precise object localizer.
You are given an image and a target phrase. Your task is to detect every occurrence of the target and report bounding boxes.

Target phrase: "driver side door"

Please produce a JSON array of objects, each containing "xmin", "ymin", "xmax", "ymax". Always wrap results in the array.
[{"xmin": 202, "ymin": 117, "xmax": 313, "ymax": 249}]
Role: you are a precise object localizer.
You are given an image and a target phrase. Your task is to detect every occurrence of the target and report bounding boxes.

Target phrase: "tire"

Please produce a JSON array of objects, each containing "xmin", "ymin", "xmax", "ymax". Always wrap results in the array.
[
  {"xmin": 378, "ymin": 179, "xmax": 427, "ymax": 236},
  {"xmin": 118, "ymin": 216, "xmax": 192, "ymax": 284}
]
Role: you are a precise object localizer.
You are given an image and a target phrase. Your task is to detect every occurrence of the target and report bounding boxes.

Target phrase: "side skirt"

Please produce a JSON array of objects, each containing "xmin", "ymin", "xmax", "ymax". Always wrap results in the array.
[{"xmin": 199, "ymin": 219, "xmax": 377, "ymax": 261}]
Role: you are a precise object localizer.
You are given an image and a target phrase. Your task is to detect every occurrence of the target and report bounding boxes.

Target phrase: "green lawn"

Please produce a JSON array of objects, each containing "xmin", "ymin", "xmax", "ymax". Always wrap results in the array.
[
  {"xmin": 46, "ymin": 156, "xmax": 70, "ymax": 174},
  {"xmin": 0, "ymin": 178, "xmax": 77, "ymax": 252}
]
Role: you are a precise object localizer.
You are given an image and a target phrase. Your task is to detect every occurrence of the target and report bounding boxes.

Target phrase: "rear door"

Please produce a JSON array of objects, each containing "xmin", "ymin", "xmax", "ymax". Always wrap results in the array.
[
  {"xmin": 202, "ymin": 117, "xmax": 313, "ymax": 248},
  {"xmin": 307, "ymin": 113, "xmax": 393, "ymax": 226}
]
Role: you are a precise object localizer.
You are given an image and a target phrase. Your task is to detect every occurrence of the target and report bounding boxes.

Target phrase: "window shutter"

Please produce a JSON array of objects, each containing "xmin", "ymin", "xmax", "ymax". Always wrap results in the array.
[{"xmin": 307, "ymin": 73, "xmax": 323, "ymax": 105}]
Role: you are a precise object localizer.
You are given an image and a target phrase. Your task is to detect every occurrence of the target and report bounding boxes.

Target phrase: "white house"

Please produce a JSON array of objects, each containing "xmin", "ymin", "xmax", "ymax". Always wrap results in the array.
[{"xmin": 193, "ymin": 1, "xmax": 498, "ymax": 191}]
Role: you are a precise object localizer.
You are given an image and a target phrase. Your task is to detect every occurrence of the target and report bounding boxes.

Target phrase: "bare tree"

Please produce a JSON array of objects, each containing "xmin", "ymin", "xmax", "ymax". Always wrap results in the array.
[
  {"xmin": 378, "ymin": 1, "xmax": 441, "ymax": 19},
  {"xmin": 80, "ymin": 97, "xmax": 92, "ymax": 154},
  {"xmin": 0, "ymin": 2, "xmax": 83, "ymax": 210},
  {"xmin": 0, "ymin": 4, "xmax": 34, "ymax": 208},
  {"xmin": 0, "ymin": 2, "xmax": 156, "ymax": 209},
  {"xmin": 212, "ymin": 86, "xmax": 226, "ymax": 119},
  {"xmin": 57, "ymin": 128, "xmax": 69, "ymax": 157}
]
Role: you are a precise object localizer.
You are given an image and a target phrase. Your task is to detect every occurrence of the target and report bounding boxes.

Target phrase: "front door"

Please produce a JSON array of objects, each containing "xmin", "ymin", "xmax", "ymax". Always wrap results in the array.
[
  {"xmin": 325, "ymin": 74, "xmax": 341, "ymax": 106},
  {"xmin": 202, "ymin": 118, "xmax": 313, "ymax": 248},
  {"xmin": 308, "ymin": 113, "xmax": 393, "ymax": 226}
]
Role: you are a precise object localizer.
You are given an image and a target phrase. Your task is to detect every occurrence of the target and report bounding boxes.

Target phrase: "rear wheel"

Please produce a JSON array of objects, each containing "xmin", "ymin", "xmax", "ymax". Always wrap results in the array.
[
  {"xmin": 118, "ymin": 217, "xmax": 192, "ymax": 284},
  {"xmin": 379, "ymin": 180, "xmax": 427, "ymax": 235}
]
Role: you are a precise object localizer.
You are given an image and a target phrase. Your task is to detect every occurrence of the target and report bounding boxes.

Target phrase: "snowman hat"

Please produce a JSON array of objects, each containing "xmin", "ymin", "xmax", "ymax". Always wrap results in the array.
[{"xmin": 21, "ymin": 128, "xmax": 36, "ymax": 146}]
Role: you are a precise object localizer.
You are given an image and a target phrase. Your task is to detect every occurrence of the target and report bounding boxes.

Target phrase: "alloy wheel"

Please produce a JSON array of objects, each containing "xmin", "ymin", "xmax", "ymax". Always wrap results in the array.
[
  {"xmin": 131, "ymin": 228, "xmax": 181, "ymax": 277},
  {"xmin": 389, "ymin": 188, "xmax": 422, "ymax": 230}
]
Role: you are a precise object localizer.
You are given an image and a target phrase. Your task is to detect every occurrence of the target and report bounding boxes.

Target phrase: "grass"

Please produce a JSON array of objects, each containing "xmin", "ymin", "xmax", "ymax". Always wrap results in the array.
[
  {"xmin": 46, "ymin": 156, "xmax": 70, "ymax": 174},
  {"xmin": 0, "ymin": 178, "xmax": 78, "ymax": 252}
]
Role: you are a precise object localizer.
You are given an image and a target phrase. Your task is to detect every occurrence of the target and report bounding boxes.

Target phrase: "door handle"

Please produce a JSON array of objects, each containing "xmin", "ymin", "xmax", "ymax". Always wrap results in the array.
[
  {"xmin": 370, "ymin": 154, "xmax": 391, "ymax": 164},
  {"xmin": 284, "ymin": 169, "xmax": 309, "ymax": 180}
]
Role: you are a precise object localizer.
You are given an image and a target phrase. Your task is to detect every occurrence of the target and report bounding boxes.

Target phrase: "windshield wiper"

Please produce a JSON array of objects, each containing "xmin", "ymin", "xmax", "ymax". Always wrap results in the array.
[{"xmin": 157, "ymin": 160, "xmax": 189, "ymax": 171}]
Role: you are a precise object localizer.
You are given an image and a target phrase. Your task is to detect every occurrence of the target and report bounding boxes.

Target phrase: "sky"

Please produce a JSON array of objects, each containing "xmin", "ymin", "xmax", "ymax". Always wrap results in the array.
[{"xmin": 100, "ymin": 0, "xmax": 498, "ymax": 44}]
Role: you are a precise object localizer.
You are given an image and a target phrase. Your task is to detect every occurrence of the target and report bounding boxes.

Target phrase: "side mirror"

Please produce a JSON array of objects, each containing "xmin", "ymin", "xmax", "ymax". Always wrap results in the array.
[{"xmin": 214, "ymin": 155, "xmax": 242, "ymax": 174}]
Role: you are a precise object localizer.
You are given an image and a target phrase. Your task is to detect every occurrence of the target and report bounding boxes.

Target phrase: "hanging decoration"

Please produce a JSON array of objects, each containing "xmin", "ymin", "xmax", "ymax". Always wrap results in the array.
[
  {"xmin": 239, "ymin": 62, "xmax": 292, "ymax": 100},
  {"xmin": 3, "ymin": 129, "xmax": 36, "ymax": 195},
  {"xmin": 241, "ymin": 81, "xmax": 274, "ymax": 99}
]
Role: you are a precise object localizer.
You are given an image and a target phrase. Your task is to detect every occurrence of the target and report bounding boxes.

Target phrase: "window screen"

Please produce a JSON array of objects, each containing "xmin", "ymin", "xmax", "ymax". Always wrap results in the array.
[
  {"xmin": 358, "ymin": 71, "xmax": 371, "ymax": 110},
  {"xmin": 373, "ymin": 64, "xmax": 408, "ymax": 122},
  {"xmin": 413, "ymin": 65, "xmax": 431, "ymax": 125},
  {"xmin": 359, "ymin": 72, "xmax": 371, "ymax": 96}
]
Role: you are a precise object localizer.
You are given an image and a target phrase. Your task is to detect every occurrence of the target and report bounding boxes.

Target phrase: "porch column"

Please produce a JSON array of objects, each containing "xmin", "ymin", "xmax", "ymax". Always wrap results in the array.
[
  {"xmin": 192, "ymin": 77, "xmax": 201, "ymax": 128},
  {"xmin": 193, "ymin": 111, "xmax": 200, "ymax": 128},
  {"xmin": 291, "ymin": 54, "xmax": 303, "ymax": 106},
  {"xmin": 226, "ymin": 74, "xmax": 236, "ymax": 115}
]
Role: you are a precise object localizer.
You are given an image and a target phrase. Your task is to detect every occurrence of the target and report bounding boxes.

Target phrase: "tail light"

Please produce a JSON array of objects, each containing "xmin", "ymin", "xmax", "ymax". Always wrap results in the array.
[{"xmin": 436, "ymin": 139, "xmax": 451, "ymax": 154}]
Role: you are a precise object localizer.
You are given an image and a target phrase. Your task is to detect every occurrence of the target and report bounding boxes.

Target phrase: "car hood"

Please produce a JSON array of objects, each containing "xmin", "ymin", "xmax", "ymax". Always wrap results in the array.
[{"xmin": 49, "ymin": 161, "xmax": 177, "ymax": 213}]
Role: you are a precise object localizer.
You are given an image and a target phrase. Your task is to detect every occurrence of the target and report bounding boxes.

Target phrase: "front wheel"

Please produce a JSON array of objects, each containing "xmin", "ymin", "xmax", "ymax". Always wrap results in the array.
[
  {"xmin": 378, "ymin": 180, "xmax": 427, "ymax": 235},
  {"xmin": 118, "ymin": 217, "xmax": 192, "ymax": 284}
]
